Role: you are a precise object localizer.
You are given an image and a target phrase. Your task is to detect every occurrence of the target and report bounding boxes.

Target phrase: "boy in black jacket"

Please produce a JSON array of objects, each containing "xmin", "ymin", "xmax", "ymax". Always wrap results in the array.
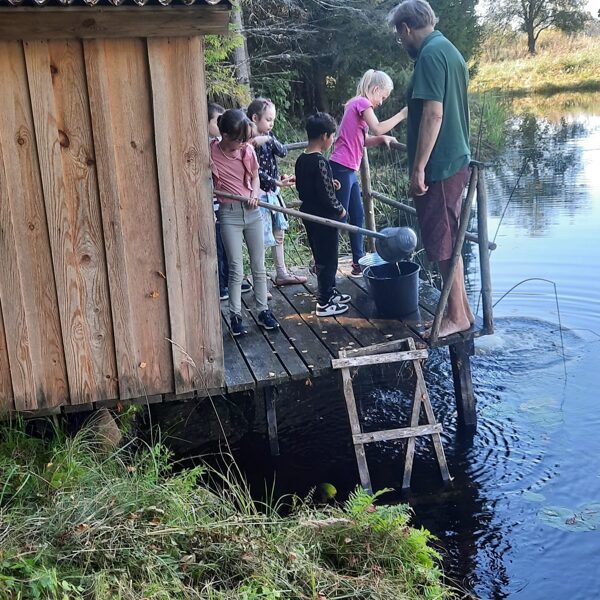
[{"xmin": 295, "ymin": 113, "xmax": 352, "ymax": 316}]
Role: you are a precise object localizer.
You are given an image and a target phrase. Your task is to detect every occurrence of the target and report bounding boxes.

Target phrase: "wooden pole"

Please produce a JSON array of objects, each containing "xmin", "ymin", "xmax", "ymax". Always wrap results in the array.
[
  {"xmin": 359, "ymin": 148, "xmax": 376, "ymax": 252},
  {"xmin": 371, "ymin": 190, "xmax": 496, "ymax": 251},
  {"xmin": 263, "ymin": 387, "xmax": 280, "ymax": 457},
  {"xmin": 216, "ymin": 190, "xmax": 389, "ymax": 240},
  {"xmin": 429, "ymin": 167, "xmax": 479, "ymax": 345},
  {"xmin": 476, "ymin": 168, "xmax": 494, "ymax": 335},
  {"xmin": 449, "ymin": 339, "xmax": 477, "ymax": 429}
]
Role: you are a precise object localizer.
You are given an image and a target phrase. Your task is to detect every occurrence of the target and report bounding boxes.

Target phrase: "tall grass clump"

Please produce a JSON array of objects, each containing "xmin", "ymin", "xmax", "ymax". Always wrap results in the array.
[
  {"xmin": 472, "ymin": 29, "xmax": 600, "ymax": 94},
  {"xmin": 0, "ymin": 419, "xmax": 454, "ymax": 599}
]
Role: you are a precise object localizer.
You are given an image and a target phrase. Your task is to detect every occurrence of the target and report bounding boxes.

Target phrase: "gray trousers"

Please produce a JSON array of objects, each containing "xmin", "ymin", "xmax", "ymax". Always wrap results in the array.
[{"xmin": 219, "ymin": 202, "xmax": 268, "ymax": 317}]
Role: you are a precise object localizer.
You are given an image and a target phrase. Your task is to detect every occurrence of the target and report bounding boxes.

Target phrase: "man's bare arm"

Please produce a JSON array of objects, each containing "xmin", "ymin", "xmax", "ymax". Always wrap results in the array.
[{"xmin": 410, "ymin": 100, "xmax": 443, "ymax": 196}]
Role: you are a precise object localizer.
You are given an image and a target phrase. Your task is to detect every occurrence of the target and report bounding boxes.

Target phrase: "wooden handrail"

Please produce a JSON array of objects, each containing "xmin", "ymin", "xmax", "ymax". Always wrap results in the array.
[
  {"xmin": 371, "ymin": 190, "xmax": 497, "ymax": 251},
  {"xmin": 284, "ymin": 140, "xmax": 406, "ymax": 152},
  {"xmin": 359, "ymin": 148, "xmax": 376, "ymax": 252},
  {"xmin": 476, "ymin": 168, "xmax": 494, "ymax": 335}
]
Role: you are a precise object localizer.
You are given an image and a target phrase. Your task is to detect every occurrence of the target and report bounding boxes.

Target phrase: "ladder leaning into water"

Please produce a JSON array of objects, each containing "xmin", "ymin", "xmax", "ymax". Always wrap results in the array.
[{"xmin": 331, "ymin": 338, "xmax": 451, "ymax": 492}]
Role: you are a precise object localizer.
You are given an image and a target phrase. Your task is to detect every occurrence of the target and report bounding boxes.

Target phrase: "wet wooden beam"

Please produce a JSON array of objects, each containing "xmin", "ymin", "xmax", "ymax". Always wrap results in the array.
[{"xmin": 449, "ymin": 339, "xmax": 476, "ymax": 430}]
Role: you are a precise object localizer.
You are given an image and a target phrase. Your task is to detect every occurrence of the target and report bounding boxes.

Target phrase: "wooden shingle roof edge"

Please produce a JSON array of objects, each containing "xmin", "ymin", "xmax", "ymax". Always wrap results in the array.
[
  {"xmin": 0, "ymin": 1, "xmax": 232, "ymax": 40},
  {"xmin": 0, "ymin": 0, "xmax": 231, "ymax": 6}
]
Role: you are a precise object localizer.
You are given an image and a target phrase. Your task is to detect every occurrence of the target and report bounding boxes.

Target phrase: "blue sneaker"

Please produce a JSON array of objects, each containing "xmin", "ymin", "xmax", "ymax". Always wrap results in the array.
[
  {"xmin": 241, "ymin": 280, "xmax": 252, "ymax": 294},
  {"xmin": 219, "ymin": 288, "xmax": 229, "ymax": 301},
  {"xmin": 258, "ymin": 309, "xmax": 279, "ymax": 331},
  {"xmin": 230, "ymin": 314, "xmax": 248, "ymax": 336}
]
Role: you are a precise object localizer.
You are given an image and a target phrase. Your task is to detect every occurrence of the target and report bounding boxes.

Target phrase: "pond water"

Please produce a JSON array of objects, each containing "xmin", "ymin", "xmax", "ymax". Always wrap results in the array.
[
  {"xmin": 415, "ymin": 91, "xmax": 600, "ymax": 599},
  {"xmin": 232, "ymin": 91, "xmax": 600, "ymax": 599}
]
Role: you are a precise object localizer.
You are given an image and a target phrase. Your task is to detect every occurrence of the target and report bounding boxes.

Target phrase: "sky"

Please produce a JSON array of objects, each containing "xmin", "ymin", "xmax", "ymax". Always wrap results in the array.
[{"xmin": 587, "ymin": 0, "xmax": 600, "ymax": 17}]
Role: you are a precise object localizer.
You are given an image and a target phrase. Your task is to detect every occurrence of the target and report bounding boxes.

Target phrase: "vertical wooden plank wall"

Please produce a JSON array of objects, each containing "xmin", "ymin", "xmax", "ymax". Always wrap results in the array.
[
  {"xmin": 24, "ymin": 40, "xmax": 118, "ymax": 405},
  {"xmin": 0, "ymin": 303, "xmax": 13, "ymax": 412},
  {"xmin": 0, "ymin": 42, "xmax": 68, "ymax": 412},
  {"xmin": 84, "ymin": 39, "xmax": 174, "ymax": 400},
  {"xmin": 0, "ymin": 35, "xmax": 223, "ymax": 414},
  {"xmin": 148, "ymin": 37, "xmax": 223, "ymax": 394}
]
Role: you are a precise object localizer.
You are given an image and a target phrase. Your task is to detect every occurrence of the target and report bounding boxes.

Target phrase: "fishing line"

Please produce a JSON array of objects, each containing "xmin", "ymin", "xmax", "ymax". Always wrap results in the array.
[
  {"xmin": 492, "ymin": 277, "xmax": 567, "ymax": 380},
  {"xmin": 475, "ymin": 159, "xmax": 529, "ymax": 316}
]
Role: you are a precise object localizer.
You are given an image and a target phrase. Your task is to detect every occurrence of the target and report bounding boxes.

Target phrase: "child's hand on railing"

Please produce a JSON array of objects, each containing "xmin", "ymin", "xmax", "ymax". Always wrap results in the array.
[
  {"xmin": 380, "ymin": 135, "xmax": 398, "ymax": 148},
  {"xmin": 252, "ymin": 135, "xmax": 271, "ymax": 147},
  {"xmin": 246, "ymin": 196, "xmax": 260, "ymax": 209},
  {"xmin": 278, "ymin": 174, "xmax": 296, "ymax": 188}
]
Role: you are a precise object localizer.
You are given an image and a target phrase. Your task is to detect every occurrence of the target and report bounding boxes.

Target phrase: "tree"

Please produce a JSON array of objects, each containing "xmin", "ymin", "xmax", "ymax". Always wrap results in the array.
[
  {"xmin": 240, "ymin": 0, "xmax": 480, "ymax": 122},
  {"xmin": 485, "ymin": 0, "xmax": 589, "ymax": 54}
]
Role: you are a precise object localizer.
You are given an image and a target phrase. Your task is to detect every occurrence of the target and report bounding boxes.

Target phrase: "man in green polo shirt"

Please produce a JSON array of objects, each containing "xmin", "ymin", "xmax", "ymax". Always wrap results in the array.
[{"xmin": 389, "ymin": 0, "xmax": 474, "ymax": 338}]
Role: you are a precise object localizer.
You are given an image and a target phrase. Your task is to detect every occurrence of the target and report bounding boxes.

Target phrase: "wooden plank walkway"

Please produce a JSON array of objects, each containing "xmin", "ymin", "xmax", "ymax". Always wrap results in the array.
[{"xmin": 219, "ymin": 259, "xmax": 486, "ymax": 396}]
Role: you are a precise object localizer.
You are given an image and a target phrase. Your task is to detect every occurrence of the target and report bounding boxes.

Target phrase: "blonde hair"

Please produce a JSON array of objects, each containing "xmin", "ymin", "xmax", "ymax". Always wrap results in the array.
[{"xmin": 356, "ymin": 69, "xmax": 394, "ymax": 98}]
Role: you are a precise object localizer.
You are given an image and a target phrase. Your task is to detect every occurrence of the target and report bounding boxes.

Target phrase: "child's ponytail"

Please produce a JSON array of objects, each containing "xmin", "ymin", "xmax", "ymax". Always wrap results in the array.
[{"xmin": 356, "ymin": 69, "xmax": 394, "ymax": 98}]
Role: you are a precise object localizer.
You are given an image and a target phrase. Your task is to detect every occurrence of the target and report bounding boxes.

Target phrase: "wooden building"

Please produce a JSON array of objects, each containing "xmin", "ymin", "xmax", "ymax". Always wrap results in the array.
[{"xmin": 0, "ymin": 0, "xmax": 232, "ymax": 415}]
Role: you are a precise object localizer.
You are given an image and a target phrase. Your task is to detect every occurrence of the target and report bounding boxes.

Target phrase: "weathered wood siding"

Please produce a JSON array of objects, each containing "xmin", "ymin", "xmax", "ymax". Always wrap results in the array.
[{"xmin": 0, "ymin": 37, "xmax": 223, "ymax": 414}]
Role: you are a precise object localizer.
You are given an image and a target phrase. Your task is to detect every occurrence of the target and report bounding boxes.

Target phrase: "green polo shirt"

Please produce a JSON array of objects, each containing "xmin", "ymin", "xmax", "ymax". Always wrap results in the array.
[{"xmin": 406, "ymin": 30, "xmax": 470, "ymax": 183}]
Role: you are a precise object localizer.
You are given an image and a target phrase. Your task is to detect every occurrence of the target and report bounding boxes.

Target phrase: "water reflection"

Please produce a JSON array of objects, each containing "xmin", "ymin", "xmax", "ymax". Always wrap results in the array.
[{"xmin": 488, "ymin": 106, "xmax": 594, "ymax": 236}]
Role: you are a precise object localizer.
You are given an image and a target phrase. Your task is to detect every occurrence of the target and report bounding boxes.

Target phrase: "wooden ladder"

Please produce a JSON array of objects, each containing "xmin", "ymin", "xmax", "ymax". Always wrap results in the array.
[{"xmin": 331, "ymin": 337, "xmax": 451, "ymax": 492}]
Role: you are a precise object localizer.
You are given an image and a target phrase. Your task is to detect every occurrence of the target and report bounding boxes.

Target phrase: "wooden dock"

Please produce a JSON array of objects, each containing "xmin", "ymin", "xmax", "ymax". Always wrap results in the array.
[{"xmin": 220, "ymin": 259, "xmax": 483, "ymax": 429}]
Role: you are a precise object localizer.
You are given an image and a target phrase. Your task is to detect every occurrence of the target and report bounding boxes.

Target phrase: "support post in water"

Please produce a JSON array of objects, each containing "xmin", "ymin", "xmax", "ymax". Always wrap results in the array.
[
  {"xmin": 449, "ymin": 338, "xmax": 477, "ymax": 429},
  {"xmin": 263, "ymin": 387, "xmax": 280, "ymax": 457}
]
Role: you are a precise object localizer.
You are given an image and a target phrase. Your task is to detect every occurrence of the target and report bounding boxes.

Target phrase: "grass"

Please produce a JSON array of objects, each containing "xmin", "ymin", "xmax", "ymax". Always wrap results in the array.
[
  {"xmin": 471, "ymin": 30, "xmax": 600, "ymax": 94},
  {"xmin": 0, "ymin": 417, "xmax": 454, "ymax": 599}
]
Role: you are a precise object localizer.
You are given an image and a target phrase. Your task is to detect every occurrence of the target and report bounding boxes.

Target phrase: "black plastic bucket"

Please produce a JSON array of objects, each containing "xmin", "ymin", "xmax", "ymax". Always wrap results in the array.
[{"xmin": 364, "ymin": 261, "xmax": 420, "ymax": 318}]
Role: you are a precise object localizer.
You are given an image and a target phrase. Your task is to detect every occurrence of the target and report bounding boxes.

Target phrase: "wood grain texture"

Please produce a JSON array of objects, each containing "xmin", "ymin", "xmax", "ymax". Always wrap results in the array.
[
  {"xmin": 84, "ymin": 38, "xmax": 174, "ymax": 399},
  {"xmin": 148, "ymin": 36, "xmax": 223, "ymax": 394},
  {"xmin": 354, "ymin": 423, "xmax": 442, "ymax": 444},
  {"xmin": 0, "ymin": 131, "xmax": 36, "ymax": 411},
  {"xmin": 0, "ymin": 41, "xmax": 68, "ymax": 411},
  {"xmin": 331, "ymin": 349, "xmax": 428, "ymax": 370},
  {"xmin": 0, "ymin": 7, "xmax": 231, "ymax": 40},
  {"xmin": 0, "ymin": 301, "xmax": 14, "ymax": 414},
  {"xmin": 24, "ymin": 39, "xmax": 117, "ymax": 404},
  {"xmin": 339, "ymin": 352, "xmax": 372, "ymax": 493}
]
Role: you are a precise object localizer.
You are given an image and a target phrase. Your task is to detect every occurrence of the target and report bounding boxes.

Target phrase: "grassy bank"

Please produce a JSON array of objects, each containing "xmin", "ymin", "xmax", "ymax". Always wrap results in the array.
[
  {"xmin": 0, "ymin": 418, "xmax": 453, "ymax": 599},
  {"xmin": 471, "ymin": 30, "xmax": 600, "ymax": 94}
]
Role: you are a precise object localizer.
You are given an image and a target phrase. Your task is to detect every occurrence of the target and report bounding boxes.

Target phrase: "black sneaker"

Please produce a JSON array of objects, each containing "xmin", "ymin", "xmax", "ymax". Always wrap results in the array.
[
  {"xmin": 316, "ymin": 301, "xmax": 349, "ymax": 317},
  {"xmin": 230, "ymin": 314, "xmax": 248, "ymax": 336},
  {"xmin": 330, "ymin": 288, "xmax": 351, "ymax": 304},
  {"xmin": 219, "ymin": 288, "xmax": 229, "ymax": 301},
  {"xmin": 258, "ymin": 309, "xmax": 279, "ymax": 331},
  {"xmin": 241, "ymin": 280, "xmax": 252, "ymax": 294}
]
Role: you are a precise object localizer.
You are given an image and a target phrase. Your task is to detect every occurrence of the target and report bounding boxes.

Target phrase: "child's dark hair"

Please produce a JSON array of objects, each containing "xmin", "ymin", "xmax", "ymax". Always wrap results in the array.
[
  {"xmin": 247, "ymin": 97, "xmax": 274, "ymax": 120},
  {"xmin": 306, "ymin": 112, "xmax": 337, "ymax": 140},
  {"xmin": 217, "ymin": 109, "xmax": 253, "ymax": 143},
  {"xmin": 208, "ymin": 102, "xmax": 225, "ymax": 121}
]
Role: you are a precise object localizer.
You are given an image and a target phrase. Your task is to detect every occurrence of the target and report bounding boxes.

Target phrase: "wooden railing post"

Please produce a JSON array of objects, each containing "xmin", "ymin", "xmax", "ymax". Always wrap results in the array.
[
  {"xmin": 429, "ymin": 166, "xmax": 479, "ymax": 345},
  {"xmin": 476, "ymin": 166, "xmax": 494, "ymax": 335},
  {"xmin": 359, "ymin": 148, "xmax": 376, "ymax": 252}
]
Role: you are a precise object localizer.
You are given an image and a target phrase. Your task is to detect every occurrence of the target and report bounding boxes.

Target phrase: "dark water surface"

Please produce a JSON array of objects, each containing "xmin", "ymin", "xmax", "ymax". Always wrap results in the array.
[{"xmin": 232, "ymin": 93, "xmax": 600, "ymax": 599}]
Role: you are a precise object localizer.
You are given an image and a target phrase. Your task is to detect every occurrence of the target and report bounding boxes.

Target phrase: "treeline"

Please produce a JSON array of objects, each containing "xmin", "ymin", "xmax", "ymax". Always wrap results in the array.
[{"xmin": 206, "ymin": 0, "xmax": 479, "ymax": 129}]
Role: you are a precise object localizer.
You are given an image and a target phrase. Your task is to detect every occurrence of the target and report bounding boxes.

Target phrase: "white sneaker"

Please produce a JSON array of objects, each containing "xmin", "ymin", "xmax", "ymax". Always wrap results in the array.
[
  {"xmin": 316, "ymin": 301, "xmax": 349, "ymax": 317},
  {"xmin": 330, "ymin": 288, "xmax": 351, "ymax": 304}
]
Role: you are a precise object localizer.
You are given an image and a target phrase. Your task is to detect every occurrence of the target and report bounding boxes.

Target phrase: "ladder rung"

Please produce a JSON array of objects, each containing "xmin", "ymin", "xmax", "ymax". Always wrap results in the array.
[
  {"xmin": 331, "ymin": 349, "xmax": 428, "ymax": 370},
  {"xmin": 353, "ymin": 423, "xmax": 442, "ymax": 445}
]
